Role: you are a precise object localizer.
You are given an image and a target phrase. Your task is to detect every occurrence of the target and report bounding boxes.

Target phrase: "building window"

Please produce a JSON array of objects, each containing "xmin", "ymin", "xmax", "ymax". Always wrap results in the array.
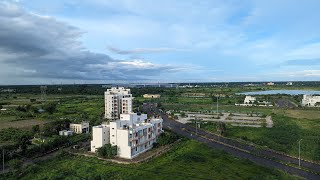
[{"xmin": 112, "ymin": 135, "xmax": 114, "ymax": 137}]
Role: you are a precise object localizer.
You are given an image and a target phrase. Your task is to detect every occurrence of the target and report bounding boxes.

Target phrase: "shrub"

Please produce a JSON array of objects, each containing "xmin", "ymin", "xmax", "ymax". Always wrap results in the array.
[
  {"xmin": 97, "ymin": 144, "xmax": 117, "ymax": 158},
  {"xmin": 8, "ymin": 159, "xmax": 23, "ymax": 170},
  {"xmin": 157, "ymin": 131, "xmax": 179, "ymax": 146}
]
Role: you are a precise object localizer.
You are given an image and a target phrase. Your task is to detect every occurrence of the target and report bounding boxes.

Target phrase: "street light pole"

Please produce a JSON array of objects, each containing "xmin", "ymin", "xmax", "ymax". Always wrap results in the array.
[
  {"xmin": 299, "ymin": 139, "xmax": 302, "ymax": 167},
  {"xmin": 195, "ymin": 116, "xmax": 198, "ymax": 135}
]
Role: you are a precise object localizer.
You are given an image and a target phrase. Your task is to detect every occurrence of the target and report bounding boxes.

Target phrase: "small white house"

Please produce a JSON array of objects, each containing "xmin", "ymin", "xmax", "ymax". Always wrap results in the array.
[
  {"xmin": 59, "ymin": 130, "xmax": 73, "ymax": 136},
  {"xmin": 244, "ymin": 96, "xmax": 256, "ymax": 104},
  {"xmin": 143, "ymin": 94, "xmax": 161, "ymax": 98},
  {"xmin": 70, "ymin": 122, "xmax": 90, "ymax": 134},
  {"xmin": 301, "ymin": 95, "xmax": 320, "ymax": 107}
]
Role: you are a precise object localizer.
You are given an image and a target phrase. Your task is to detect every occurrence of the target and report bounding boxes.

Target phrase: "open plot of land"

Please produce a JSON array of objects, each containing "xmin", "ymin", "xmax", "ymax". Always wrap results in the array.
[
  {"xmin": 4, "ymin": 140, "xmax": 299, "ymax": 180},
  {"xmin": 273, "ymin": 109, "xmax": 320, "ymax": 120},
  {"xmin": 0, "ymin": 94, "xmax": 104, "ymax": 129},
  {"xmin": 176, "ymin": 112, "xmax": 271, "ymax": 128},
  {"xmin": 0, "ymin": 119, "xmax": 47, "ymax": 130}
]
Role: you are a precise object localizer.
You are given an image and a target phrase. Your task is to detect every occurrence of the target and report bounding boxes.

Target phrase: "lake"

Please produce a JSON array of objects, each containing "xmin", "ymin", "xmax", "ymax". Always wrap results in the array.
[{"xmin": 237, "ymin": 90, "xmax": 320, "ymax": 95}]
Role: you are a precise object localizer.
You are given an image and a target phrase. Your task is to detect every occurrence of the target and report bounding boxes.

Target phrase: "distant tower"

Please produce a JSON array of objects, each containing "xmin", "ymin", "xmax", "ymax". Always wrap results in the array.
[{"xmin": 40, "ymin": 86, "xmax": 47, "ymax": 101}]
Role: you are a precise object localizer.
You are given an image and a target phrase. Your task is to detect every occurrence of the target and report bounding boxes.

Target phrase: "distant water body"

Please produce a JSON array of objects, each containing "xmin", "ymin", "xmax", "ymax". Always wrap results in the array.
[{"xmin": 237, "ymin": 90, "xmax": 320, "ymax": 95}]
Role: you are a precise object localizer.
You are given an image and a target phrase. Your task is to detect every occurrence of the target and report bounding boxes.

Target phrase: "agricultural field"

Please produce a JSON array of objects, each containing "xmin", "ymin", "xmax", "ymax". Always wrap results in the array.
[{"xmin": 2, "ymin": 140, "xmax": 299, "ymax": 180}]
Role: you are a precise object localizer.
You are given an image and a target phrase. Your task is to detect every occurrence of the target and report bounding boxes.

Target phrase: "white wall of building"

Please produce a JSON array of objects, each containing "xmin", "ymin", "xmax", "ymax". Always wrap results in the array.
[
  {"xmin": 120, "ymin": 113, "xmax": 148, "ymax": 125},
  {"xmin": 70, "ymin": 122, "xmax": 89, "ymax": 134},
  {"xmin": 301, "ymin": 95, "xmax": 320, "ymax": 106},
  {"xmin": 90, "ymin": 125, "xmax": 110, "ymax": 152},
  {"xmin": 244, "ymin": 96, "xmax": 256, "ymax": 104}
]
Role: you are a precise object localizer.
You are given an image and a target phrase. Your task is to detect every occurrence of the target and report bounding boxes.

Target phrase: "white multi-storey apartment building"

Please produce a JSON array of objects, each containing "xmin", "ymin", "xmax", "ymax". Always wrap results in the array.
[
  {"xmin": 91, "ymin": 113, "xmax": 163, "ymax": 159},
  {"xmin": 301, "ymin": 95, "xmax": 320, "ymax": 107},
  {"xmin": 105, "ymin": 87, "xmax": 133, "ymax": 120}
]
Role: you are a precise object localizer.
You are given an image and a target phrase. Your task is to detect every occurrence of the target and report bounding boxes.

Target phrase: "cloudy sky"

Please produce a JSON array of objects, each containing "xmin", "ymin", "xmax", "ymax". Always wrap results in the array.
[{"xmin": 0, "ymin": 0, "xmax": 320, "ymax": 84}]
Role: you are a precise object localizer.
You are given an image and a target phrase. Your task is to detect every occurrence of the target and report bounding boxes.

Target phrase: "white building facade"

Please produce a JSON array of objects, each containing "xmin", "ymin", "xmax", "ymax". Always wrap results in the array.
[
  {"xmin": 244, "ymin": 96, "xmax": 256, "ymax": 104},
  {"xmin": 91, "ymin": 113, "xmax": 163, "ymax": 159},
  {"xmin": 70, "ymin": 122, "xmax": 89, "ymax": 134},
  {"xmin": 105, "ymin": 87, "xmax": 133, "ymax": 120},
  {"xmin": 301, "ymin": 95, "xmax": 320, "ymax": 107},
  {"xmin": 90, "ymin": 124, "xmax": 110, "ymax": 152}
]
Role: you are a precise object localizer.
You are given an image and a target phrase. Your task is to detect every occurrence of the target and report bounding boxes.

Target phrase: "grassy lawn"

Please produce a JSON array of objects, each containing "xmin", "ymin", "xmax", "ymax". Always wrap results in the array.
[
  {"xmin": 273, "ymin": 109, "xmax": 320, "ymax": 120},
  {"xmin": 5, "ymin": 140, "xmax": 300, "ymax": 180}
]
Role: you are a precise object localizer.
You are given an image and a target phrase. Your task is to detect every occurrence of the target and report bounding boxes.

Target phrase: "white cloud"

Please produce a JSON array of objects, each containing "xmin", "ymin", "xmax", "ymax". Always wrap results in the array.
[
  {"xmin": 2, "ymin": 0, "xmax": 320, "ymax": 83},
  {"xmin": 0, "ymin": 1, "xmax": 187, "ymax": 84},
  {"xmin": 107, "ymin": 47, "xmax": 186, "ymax": 55}
]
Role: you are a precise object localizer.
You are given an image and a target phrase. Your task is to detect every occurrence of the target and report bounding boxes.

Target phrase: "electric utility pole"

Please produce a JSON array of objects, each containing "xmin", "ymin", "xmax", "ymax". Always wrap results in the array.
[
  {"xmin": 2, "ymin": 149, "xmax": 4, "ymax": 174},
  {"xmin": 299, "ymin": 139, "xmax": 302, "ymax": 167}
]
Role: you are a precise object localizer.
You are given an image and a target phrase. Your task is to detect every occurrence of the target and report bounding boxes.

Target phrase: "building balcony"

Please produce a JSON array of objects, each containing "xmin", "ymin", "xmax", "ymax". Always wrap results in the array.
[{"xmin": 130, "ymin": 137, "xmax": 138, "ymax": 141}]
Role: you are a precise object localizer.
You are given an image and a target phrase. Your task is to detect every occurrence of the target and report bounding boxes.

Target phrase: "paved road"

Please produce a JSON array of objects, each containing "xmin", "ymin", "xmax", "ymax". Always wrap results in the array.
[{"xmin": 144, "ymin": 104, "xmax": 320, "ymax": 179}]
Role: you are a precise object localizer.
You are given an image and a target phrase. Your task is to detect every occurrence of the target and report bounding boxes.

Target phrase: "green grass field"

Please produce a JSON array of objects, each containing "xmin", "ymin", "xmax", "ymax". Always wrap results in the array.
[
  {"xmin": 1, "ymin": 86, "xmax": 320, "ymax": 168},
  {"xmin": 190, "ymin": 114, "xmax": 320, "ymax": 162},
  {"xmin": 0, "ymin": 94, "xmax": 105, "ymax": 128},
  {"xmin": 4, "ymin": 140, "xmax": 300, "ymax": 180}
]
